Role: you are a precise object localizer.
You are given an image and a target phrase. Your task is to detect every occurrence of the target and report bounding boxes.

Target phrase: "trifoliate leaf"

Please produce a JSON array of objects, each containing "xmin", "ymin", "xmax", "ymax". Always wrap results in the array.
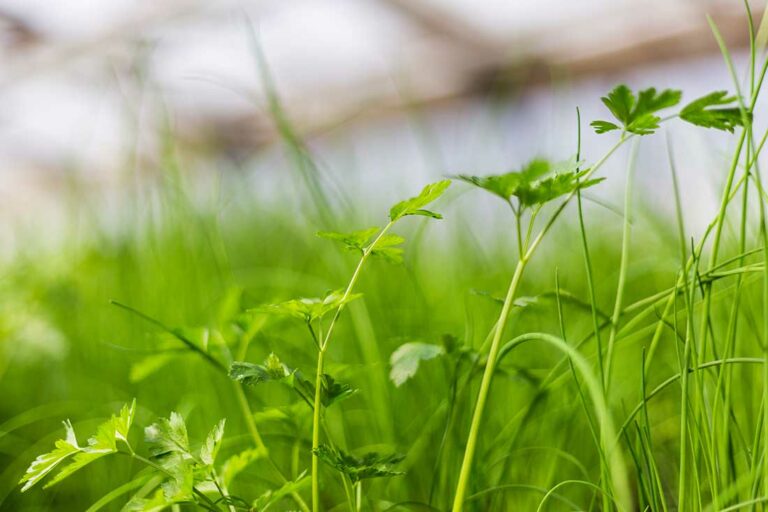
[
  {"xmin": 389, "ymin": 342, "xmax": 445, "ymax": 387},
  {"xmin": 45, "ymin": 402, "xmax": 137, "ymax": 488},
  {"xmin": 286, "ymin": 371, "xmax": 357, "ymax": 410},
  {"xmin": 231, "ymin": 356, "xmax": 356, "ymax": 409},
  {"xmin": 319, "ymin": 229, "xmax": 405, "ymax": 264},
  {"xmin": 592, "ymin": 84, "xmax": 681, "ymax": 135},
  {"xmin": 517, "ymin": 172, "xmax": 604, "ymax": 208},
  {"xmin": 320, "ymin": 374, "xmax": 358, "ymax": 407},
  {"xmin": 316, "ymin": 227, "xmax": 379, "ymax": 252},
  {"xmin": 145, "ymin": 412, "xmax": 190, "ymax": 458},
  {"xmin": 314, "ymin": 445, "xmax": 405, "ymax": 483},
  {"xmin": 389, "ymin": 180, "xmax": 451, "ymax": 221},
  {"xmin": 199, "ymin": 419, "xmax": 225, "ymax": 466},
  {"xmin": 253, "ymin": 290, "xmax": 362, "ymax": 323},
  {"xmin": 680, "ymin": 91, "xmax": 747, "ymax": 132},
  {"xmin": 456, "ymin": 158, "xmax": 550, "ymax": 201},
  {"xmin": 19, "ymin": 420, "xmax": 81, "ymax": 492},
  {"xmin": 457, "ymin": 158, "xmax": 599, "ymax": 208},
  {"xmin": 229, "ymin": 354, "xmax": 291, "ymax": 387}
]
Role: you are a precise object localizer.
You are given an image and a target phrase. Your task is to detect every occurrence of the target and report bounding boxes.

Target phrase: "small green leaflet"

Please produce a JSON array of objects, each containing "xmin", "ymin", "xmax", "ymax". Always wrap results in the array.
[
  {"xmin": 145, "ymin": 411, "xmax": 190, "ymax": 458},
  {"xmin": 317, "ymin": 227, "xmax": 379, "ymax": 252},
  {"xmin": 389, "ymin": 342, "xmax": 445, "ymax": 387},
  {"xmin": 19, "ymin": 400, "xmax": 136, "ymax": 492},
  {"xmin": 389, "ymin": 179, "xmax": 451, "ymax": 221},
  {"xmin": 252, "ymin": 290, "xmax": 362, "ymax": 323},
  {"xmin": 591, "ymin": 84, "xmax": 682, "ymax": 135},
  {"xmin": 229, "ymin": 353, "xmax": 290, "ymax": 386},
  {"xmin": 314, "ymin": 444, "xmax": 405, "ymax": 483},
  {"xmin": 457, "ymin": 159, "xmax": 550, "ymax": 201},
  {"xmin": 516, "ymin": 171, "xmax": 604, "ymax": 208},
  {"xmin": 679, "ymin": 91, "xmax": 747, "ymax": 132},
  {"xmin": 200, "ymin": 419, "xmax": 226, "ymax": 466},
  {"xmin": 457, "ymin": 158, "xmax": 602, "ymax": 208},
  {"xmin": 319, "ymin": 373, "xmax": 357, "ymax": 407},
  {"xmin": 19, "ymin": 420, "xmax": 80, "ymax": 492},
  {"xmin": 317, "ymin": 229, "xmax": 405, "ymax": 264},
  {"xmin": 144, "ymin": 411, "xmax": 226, "ymax": 503},
  {"xmin": 230, "ymin": 354, "xmax": 357, "ymax": 409}
]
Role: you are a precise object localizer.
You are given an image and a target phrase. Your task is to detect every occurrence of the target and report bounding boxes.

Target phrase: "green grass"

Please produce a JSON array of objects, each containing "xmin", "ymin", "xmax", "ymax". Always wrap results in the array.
[{"xmin": 4, "ymin": 9, "xmax": 768, "ymax": 511}]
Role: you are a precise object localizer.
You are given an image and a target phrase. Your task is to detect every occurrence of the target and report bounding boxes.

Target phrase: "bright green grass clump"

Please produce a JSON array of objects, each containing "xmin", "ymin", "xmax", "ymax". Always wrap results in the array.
[{"xmin": 4, "ymin": 8, "xmax": 768, "ymax": 512}]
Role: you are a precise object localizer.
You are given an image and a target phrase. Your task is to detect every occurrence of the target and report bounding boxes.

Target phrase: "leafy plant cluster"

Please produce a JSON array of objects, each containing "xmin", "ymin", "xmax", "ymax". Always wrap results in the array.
[{"xmin": 16, "ymin": 10, "xmax": 768, "ymax": 512}]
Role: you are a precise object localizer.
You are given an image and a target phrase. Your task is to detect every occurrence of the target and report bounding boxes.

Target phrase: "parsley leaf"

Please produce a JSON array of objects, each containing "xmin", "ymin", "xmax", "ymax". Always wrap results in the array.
[
  {"xmin": 591, "ymin": 84, "xmax": 682, "ymax": 135},
  {"xmin": 314, "ymin": 444, "xmax": 405, "ymax": 483},
  {"xmin": 457, "ymin": 158, "xmax": 602, "ymax": 209},
  {"xmin": 389, "ymin": 180, "xmax": 451, "ymax": 221},
  {"xmin": 389, "ymin": 342, "xmax": 445, "ymax": 387},
  {"xmin": 680, "ymin": 91, "xmax": 747, "ymax": 132}
]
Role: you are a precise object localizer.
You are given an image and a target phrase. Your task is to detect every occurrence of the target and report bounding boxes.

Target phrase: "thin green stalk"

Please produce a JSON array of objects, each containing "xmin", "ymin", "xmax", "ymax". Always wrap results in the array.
[
  {"xmin": 575, "ymin": 107, "xmax": 606, "ymax": 389},
  {"xmin": 452, "ymin": 135, "xmax": 630, "ymax": 511},
  {"xmin": 451, "ymin": 257, "xmax": 526, "ymax": 511},
  {"xmin": 311, "ymin": 221, "xmax": 395, "ymax": 511},
  {"xmin": 604, "ymin": 140, "xmax": 639, "ymax": 389}
]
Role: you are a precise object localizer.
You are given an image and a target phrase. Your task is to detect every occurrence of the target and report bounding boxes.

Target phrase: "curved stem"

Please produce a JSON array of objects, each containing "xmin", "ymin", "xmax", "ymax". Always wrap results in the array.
[{"xmin": 452, "ymin": 132, "xmax": 631, "ymax": 512}]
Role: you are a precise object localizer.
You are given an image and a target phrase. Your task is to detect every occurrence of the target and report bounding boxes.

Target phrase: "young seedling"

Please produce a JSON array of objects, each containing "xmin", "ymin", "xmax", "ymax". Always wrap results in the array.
[
  {"xmin": 229, "ymin": 179, "xmax": 450, "ymax": 511},
  {"xmin": 450, "ymin": 81, "xmax": 747, "ymax": 511}
]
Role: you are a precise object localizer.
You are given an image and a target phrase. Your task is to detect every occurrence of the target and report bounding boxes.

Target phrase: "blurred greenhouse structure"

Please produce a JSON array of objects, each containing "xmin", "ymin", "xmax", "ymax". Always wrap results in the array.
[{"xmin": 0, "ymin": 0, "xmax": 764, "ymax": 250}]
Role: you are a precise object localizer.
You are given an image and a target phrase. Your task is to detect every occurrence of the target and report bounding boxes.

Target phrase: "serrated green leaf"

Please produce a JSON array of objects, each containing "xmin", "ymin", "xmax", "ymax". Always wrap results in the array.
[
  {"xmin": 680, "ymin": 90, "xmax": 747, "ymax": 132},
  {"xmin": 517, "ymin": 172, "xmax": 604, "ymax": 208},
  {"xmin": 320, "ymin": 374, "xmax": 358, "ymax": 407},
  {"xmin": 21, "ymin": 401, "xmax": 137, "ymax": 491},
  {"xmin": 316, "ymin": 227, "xmax": 379, "ymax": 252},
  {"xmin": 158, "ymin": 456, "xmax": 194, "ymax": 501},
  {"xmin": 456, "ymin": 159, "xmax": 551, "ymax": 201},
  {"xmin": 145, "ymin": 411, "xmax": 190, "ymax": 458},
  {"xmin": 374, "ymin": 234, "xmax": 405, "ymax": 247},
  {"xmin": 229, "ymin": 354, "xmax": 291, "ymax": 387},
  {"xmin": 199, "ymin": 419, "xmax": 225, "ymax": 466},
  {"xmin": 285, "ymin": 370, "xmax": 357, "ymax": 410},
  {"xmin": 590, "ymin": 120, "xmax": 620, "ymax": 134},
  {"xmin": 389, "ymin": 180, "xmax": 451, "ymax": 221},
  {"xmin": 253, "ymin": 290, "xmax": 362, "ymax": 323},
  {"xmin": 45, "ymin": 404, "xmax": 136, "ymax": 488},
  {"xmin": 231, "ymin": 356, "xmax": 355, "ymax": 409},
  {"xmin": 314, "ymin": 445, "xmax": 405, "ymax": 483},
  {"xmin": 370, "ymin": 246, "xmax": 404, "ymax": 264},
  {"xmin": 114, "ymin": 400, "xmax": 136, "ymax": 444},
  {"xmin": 457, "ymin": 158, "xmax": 595, "ymax": 208},
  {"xmin": 370, "ymin": 233, "xmax": 405, "ymax": 264},
  {"xmin": 390, "ymin": 342, "xmax": 446, "ymax": 387},
  {"xmin": 593, "ymin": 84, "xmax": 681, "ymax": 135},
  {"xmin": 19, "ymin": 420, "xmax": 81, "ymax": 492}
]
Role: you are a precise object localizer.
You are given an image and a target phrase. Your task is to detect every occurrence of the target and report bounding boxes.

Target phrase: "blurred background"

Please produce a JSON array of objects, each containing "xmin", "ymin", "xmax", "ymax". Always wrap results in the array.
[
  {"xmin": 1, "ymin": 0, "xmax": 766, "ymax": 252},
  {"xmin": 2, "ymin": 1, "xmax": 768, "ymax": 510}
]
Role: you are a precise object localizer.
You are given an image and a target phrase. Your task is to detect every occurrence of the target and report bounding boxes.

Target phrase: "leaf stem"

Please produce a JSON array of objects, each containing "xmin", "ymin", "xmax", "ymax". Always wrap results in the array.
[
  {"xmin": 311, "ymin": 221, "xmax": 395, "ymax": 511},
  {"xmin": 452, "ymin": 131, "xmax": 631, "ymax": 512}
]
